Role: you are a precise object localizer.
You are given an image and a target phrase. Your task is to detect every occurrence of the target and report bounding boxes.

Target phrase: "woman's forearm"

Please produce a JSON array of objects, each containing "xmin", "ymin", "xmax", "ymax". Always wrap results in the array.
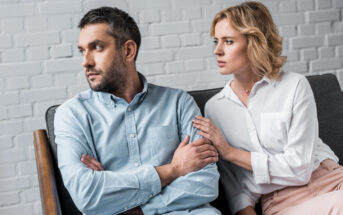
[{"xmin": 224, "ymin": 145, "xmax": 252, "ymax": 171}]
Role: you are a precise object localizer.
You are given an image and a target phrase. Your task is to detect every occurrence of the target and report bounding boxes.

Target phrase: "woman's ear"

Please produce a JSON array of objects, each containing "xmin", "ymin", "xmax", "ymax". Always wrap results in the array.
[{"xmin": 123, "ymin": 40, "xmax": 137, "ymax": 62}]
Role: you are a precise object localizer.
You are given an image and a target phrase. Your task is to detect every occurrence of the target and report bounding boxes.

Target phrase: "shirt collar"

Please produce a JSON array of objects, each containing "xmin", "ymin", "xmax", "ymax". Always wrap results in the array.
[
  {"xmin": 217, "ymin": 75, "xmax": 277, "ymax": 100},
  {"xmin": 96, "ymin": 72, "xmax": 149, "ymax": 106}
]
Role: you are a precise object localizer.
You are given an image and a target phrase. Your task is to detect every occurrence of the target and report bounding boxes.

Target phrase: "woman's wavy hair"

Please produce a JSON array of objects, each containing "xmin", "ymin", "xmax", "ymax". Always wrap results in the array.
[{"xmin": 210, "ymin": 1, "xmax": 286, "ymax": 79}]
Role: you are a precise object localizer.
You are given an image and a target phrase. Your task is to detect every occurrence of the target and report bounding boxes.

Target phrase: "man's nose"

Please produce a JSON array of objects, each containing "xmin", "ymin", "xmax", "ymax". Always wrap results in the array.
[{"xmin": 82, "ymin": 51, "xmax": 95, "ymax": 68}]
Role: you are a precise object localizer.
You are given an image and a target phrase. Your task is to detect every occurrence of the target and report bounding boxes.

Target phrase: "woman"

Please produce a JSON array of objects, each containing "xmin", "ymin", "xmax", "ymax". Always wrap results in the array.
[{"xmin": 193, "ymin": 1, "xmax": 343, "ymax": 215}]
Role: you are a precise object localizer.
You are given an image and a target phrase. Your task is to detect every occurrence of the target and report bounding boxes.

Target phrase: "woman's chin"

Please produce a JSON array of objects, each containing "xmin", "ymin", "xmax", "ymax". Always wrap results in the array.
[{"xmin": 219, "ymin": 68, "xmax": 232, "ymax": 75}]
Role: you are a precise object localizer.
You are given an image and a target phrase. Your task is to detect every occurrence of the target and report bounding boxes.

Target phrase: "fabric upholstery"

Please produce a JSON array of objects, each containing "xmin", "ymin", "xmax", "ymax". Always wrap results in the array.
[{"xmin": 307, "ymin": 74, "xmax": 343, "ymax": 165}]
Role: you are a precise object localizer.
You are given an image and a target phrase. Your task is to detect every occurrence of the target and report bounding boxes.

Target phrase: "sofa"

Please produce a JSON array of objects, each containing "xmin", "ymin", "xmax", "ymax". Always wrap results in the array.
[{"xmin": 33, "ymin": 73, "xmax": 343, "ymax": 215}]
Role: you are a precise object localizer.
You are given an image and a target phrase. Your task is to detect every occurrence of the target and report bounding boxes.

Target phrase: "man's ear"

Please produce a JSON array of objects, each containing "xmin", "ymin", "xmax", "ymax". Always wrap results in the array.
[{"xmin": 123, "ymin": 40, "xmax": 137, "ymax": 62}]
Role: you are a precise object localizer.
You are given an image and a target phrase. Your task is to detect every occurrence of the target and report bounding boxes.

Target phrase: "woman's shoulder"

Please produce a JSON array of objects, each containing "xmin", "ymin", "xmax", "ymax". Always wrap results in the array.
[
  {"xmin": 276, "ymin": 71, "xmax": 309, "ymax": 90},
  {"xmin": 204, "ymin": 87, "xmax": 228, "ymax": 113},
  {"xmin": 278, "ymin": 71, "xmax": 307, "ymax": 83},
  {"xmin": 277, "ymin": 71, "xmax": 313, "ymax": 98}
]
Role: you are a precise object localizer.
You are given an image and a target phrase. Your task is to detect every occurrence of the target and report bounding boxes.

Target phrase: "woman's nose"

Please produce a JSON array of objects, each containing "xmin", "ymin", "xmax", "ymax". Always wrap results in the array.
[{"xmin": 213, "ymin": 42, "xmax": 223, "ymax": 56}]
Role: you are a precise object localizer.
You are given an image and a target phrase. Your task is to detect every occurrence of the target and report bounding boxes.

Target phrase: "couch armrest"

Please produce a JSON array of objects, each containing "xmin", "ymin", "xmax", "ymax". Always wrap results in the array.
[{"xmin": 33, "ymin": 129, "xmax": 61, "ymax": 215}]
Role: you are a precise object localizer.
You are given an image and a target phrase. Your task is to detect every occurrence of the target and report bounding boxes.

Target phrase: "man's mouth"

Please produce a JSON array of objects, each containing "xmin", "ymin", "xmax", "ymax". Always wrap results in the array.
[{"xmin": 87, "ymin": 71, "xmax": 100, "ymax": 80}]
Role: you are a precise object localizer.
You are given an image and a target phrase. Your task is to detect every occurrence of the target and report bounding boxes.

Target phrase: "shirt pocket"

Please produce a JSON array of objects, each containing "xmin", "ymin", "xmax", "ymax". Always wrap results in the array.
[
  {"xmin": 147, "ymin": 125, "xmax": 180, "ymax": 165},
  {"xmin": 260, "ymin": 112, "xmax": 291, "ymax": 153}
]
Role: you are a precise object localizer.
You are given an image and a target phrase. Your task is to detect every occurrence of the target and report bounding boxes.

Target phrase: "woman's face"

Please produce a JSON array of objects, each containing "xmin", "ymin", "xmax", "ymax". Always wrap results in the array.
[{"xmin": 213, "ymin": 19, "xmax": 251, "ymax": 75}]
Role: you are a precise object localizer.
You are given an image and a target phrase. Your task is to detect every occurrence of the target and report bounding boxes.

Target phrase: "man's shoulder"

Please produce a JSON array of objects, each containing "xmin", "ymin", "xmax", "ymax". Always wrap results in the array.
[
  {"xmin": 57, "ymin": 89, "xmax": 94, "ymax": 113},
  {"xmin": 148, "ymin": 83, "xmax": 187, "ymax": 98}
]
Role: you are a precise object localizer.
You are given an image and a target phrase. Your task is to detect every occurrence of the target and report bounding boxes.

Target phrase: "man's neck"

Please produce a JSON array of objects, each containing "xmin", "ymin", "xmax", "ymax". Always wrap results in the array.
[{"xmin": 113, "ymin": 69, "xmax": 143, "ymax": 104}]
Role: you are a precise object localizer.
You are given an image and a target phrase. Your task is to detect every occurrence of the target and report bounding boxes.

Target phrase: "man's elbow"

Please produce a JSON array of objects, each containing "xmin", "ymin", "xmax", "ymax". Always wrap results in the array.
[
  {"xmin": 63, "ymin": 171, "xmax": 102, "ymax": 213},
  {"xmin": 208, "ymin": 186, "xmax": 219, "ymax": 202},
  {"xmin": 197, "ymin": 165, "xmax": 220, "ymax": 201}
]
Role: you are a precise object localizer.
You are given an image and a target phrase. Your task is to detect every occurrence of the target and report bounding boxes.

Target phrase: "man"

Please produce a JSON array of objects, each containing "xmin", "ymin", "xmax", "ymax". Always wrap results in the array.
[{"xmin": 54, "ymin": 7, "xmax": 220, "ymax": 215}]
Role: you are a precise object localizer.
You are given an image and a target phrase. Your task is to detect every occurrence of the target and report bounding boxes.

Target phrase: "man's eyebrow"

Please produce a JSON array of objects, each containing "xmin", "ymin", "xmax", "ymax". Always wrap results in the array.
[{"xmin": 78, "ymin": 40, "xmax": 106, "ymax": 49}]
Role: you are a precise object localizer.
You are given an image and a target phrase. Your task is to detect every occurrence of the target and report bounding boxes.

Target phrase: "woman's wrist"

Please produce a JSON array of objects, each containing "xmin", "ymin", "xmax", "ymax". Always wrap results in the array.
[{"xmin": 221, "ymin": 143, "xmax": 235, "ymax": 162}]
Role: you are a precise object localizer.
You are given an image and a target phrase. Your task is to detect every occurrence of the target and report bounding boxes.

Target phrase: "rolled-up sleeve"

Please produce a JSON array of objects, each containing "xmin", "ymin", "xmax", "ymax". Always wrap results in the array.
[
  {"xmin": 218, "ymin": 160, "xmax": 259, "ymax": 214},
  {"xmin": 251, "ymin": 78, "xmax": 317, "ymax": 186}
]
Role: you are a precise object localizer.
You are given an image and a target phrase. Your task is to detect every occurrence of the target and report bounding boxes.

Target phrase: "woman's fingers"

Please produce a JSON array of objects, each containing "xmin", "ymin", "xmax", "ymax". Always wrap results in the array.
[
  {"xmin": 193, "ymin": 122, "xmax": 211, "ymax": 133},
  {"xmin": 195, "ymin": 115, "xmax": 210, "ymax": 122}
]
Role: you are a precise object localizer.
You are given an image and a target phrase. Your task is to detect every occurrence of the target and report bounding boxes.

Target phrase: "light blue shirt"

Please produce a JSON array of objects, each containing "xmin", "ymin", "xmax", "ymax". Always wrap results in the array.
[{"xmin": 54, "ymin": 73, "xmax": 220, "ymax": 215}]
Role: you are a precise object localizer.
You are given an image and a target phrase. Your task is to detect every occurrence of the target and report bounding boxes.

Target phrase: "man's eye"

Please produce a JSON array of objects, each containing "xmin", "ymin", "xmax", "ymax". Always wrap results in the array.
[
  {"xmin": 79, "ymin": 50, "xmax": 85, "ymax": 55},
  {"xmin": 95, "ymin": 45, "xmax": 103, "ymax": 51},
  {"xmin": 213, "ymin": 40, "xmax": 218, "ymax": 46}
]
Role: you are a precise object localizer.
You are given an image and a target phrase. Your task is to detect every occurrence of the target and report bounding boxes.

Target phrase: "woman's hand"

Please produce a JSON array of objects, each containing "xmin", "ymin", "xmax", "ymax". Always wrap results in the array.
[
  {"xmin": 193, "ymin": 116, "xmax": 253, "ymax": 171},
  {"xmin": 236, "ymin": 206, "xmax": 257, "ymax": 215},
  {"xmin": 193, "ymin": 116, "xmax": 232, "ymax": 160}
]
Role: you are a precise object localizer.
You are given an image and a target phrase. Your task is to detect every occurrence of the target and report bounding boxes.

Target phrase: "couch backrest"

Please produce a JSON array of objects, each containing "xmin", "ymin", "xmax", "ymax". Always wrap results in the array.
[
  {"xmin": 306, "ymin": 74, "xmax": 343, "ymax": 165},
  {"xmin": 45, "ymin": 74, "xmax": 343, "ymax": 214}
]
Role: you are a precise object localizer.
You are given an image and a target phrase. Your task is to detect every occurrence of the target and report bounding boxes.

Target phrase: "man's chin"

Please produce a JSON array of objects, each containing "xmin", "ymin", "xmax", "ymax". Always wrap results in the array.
[{"xmin": 88, "ymin": 82, "xmax": 102, "ymax": 92}]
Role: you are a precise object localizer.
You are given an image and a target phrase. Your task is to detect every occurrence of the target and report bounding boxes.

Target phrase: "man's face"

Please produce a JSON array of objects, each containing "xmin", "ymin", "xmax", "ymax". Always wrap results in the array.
[{"xmin": 78, "ymin": 23, "xmax": 127, "ymax": 93}]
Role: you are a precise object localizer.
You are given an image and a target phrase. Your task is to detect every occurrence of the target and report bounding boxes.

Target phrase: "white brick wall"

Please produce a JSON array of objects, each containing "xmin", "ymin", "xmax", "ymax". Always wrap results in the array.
[{"xmin": 0, "ymin": 0, "xmax": 342, "ymax": 214}]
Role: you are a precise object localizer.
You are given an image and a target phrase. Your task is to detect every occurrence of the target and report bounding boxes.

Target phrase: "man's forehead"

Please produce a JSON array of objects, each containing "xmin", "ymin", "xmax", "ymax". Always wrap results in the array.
[{"xmin": 78, "ymin": 23, "xmax": 112, "ymax": 46}]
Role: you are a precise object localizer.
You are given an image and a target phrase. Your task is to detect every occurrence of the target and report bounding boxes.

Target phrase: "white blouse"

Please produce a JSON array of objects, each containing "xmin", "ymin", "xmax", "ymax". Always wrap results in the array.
[{"xmin": 205, "ymin": 71, "xmax": 338, "ymax": 213}]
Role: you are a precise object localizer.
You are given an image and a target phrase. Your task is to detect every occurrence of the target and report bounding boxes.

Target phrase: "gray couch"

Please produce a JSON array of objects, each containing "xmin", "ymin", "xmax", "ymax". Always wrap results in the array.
[{"xmin": 34, "ymin": 73, "xmax": 343, "ymax": 215}]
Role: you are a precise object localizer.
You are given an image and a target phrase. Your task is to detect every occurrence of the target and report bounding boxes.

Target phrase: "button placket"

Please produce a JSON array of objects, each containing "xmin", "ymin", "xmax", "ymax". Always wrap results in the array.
[
  {"xmin": 245, "ymin": 109, "xmax": 263, "ymax": 152},
  {"xmin": 125, "ymin": 107, "xmax": 141, "ymax": 167}
]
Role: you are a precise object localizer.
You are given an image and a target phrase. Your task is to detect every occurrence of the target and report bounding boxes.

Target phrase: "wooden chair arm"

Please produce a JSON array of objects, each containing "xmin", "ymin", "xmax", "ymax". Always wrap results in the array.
[{"xmin": 33, "ymin": 129, "xmax": 61, "ymax": 215}]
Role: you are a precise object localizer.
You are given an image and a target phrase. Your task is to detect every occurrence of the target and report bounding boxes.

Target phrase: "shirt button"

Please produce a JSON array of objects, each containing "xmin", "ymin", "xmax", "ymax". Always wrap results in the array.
[
  {"xmin": 124, "ymin": 207, "xmax": 128, "ymax": 211},
  {"xmin": 134, "ymin": 162, "xmax": 139, "ymax": 167},
  {"xmin": 149, "ymin": 194, "xmax": 153, "ymax": 198},
  {"xmin": 128, "ymin": 107, "xmax": 131, "ymax": 112},
  {"xmin": 130, "ymin": 133, "xmax": 136, "ymax": 138}
]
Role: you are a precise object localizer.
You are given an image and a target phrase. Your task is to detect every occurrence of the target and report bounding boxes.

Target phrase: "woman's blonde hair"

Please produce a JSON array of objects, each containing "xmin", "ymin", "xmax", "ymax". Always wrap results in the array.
[{"xmin": 210, "ymin": 1, "xmax": 286, "ymax": 79}]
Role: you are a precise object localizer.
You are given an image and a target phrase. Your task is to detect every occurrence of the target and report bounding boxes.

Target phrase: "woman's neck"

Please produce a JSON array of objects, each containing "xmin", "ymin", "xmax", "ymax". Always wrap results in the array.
[{"xmin": 233, "ymin": 71, "xmax": 262, "ymax": 92}]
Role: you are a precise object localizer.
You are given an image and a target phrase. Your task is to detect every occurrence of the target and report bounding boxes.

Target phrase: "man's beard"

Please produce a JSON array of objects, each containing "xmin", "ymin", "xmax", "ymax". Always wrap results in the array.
[{"xmin": 87, "ymin": 55, "xmax": 127, "ymax": 93}]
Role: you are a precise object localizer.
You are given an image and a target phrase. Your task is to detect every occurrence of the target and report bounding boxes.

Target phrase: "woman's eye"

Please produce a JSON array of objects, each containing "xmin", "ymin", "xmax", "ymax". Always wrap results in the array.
[
  {"xmin": 226, "ymin": 40, "xmax": 233, "ymax": 45},
  {"xmin": 213, "ymin": 40, "xmax": 218, "ymax": 46},
  {"xmin": 79, "ymin": 50, "xmax": 85, "ymax": 55}
]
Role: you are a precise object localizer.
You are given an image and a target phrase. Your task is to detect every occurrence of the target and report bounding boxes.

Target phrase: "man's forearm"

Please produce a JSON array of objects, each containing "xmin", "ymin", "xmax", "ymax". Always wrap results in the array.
[{"xmin": 141, "ymin": 163, "xmax": 219, "ymax": 214}]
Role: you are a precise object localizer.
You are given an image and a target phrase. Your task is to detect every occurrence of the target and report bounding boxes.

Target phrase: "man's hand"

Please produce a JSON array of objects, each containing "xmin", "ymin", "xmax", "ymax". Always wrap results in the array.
[
  {"xmin": 171, "ymin": 135, "xmax": 218, "ymax": 177},
  {"xmin": 236, "ymin": 206, "xmax": 257, "ymax": 215},
  {"xmin": 81, "ymin": 154, "xmax": 104, "ymax": 171},
  {"xmin": 155, "ymin": 135, "xmax": 218, "ymax": 188}
]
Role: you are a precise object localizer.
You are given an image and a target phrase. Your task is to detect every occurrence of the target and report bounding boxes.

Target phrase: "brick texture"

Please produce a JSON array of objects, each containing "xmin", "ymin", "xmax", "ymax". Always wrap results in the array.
[{"xmin": 0, "ymin": 1, "xmax": 342, "ymax": 214}]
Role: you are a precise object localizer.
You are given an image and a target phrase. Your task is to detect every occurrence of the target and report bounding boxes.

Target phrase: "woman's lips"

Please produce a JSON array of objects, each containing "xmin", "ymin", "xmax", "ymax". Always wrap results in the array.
[{"xmin": 217, "ymin": 60, "xmax": 226, "ymax": 67}]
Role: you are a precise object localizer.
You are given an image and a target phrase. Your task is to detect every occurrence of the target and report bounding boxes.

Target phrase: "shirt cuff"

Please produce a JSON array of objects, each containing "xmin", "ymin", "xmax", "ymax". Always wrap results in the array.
[
  {"xmin": 136, "ymin": 165, "xmax": 161, "ymax": 201},
  {"xmin": 229, "ymin": 192, "xmax": 255, "ymax": 214},
  {"xmin": 251, "ymin": 151, "xmax": 270, "ymax": 184}
]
